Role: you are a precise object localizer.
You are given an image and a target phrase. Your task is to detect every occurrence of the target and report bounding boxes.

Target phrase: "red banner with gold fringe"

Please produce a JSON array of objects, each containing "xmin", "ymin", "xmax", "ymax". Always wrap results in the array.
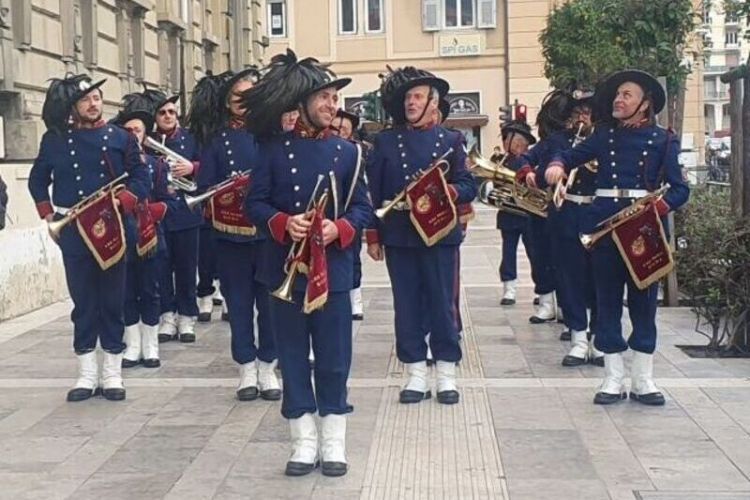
[
  {"xmin": 209, "ymin": 174, "xmax": 256, "ymax": 236},
  {"xmin": 75, "ymin": 191, "xmax": 126, "ymax": 270},
  {"xmin": 405, "ymin": 165, "xmax": 457, "ymax": 246},
  {"xmin": 303, "ymin": 195, "xmax": 329, "ymax": 314}
]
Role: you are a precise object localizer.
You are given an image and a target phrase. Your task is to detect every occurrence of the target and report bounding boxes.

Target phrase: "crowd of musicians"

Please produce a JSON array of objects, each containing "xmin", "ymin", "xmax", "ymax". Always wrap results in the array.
[{"xmin": 27, "ymin": 49, "xmax": 689, "ymax": 476}]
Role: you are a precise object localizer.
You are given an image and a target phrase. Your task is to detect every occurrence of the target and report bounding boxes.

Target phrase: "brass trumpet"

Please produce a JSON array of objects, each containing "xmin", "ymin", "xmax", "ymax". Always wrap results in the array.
[
  {"xmin": 468, "ymin": 145, "xmax": 548, "ymax": 218},
  {"xmin": 579, "ymin": 185, "xmax": 670, "ymax": 249},
  {"xmin": 184, "ymin": 169, "xmax": 252, "ymax": 210},
  {"xmin": 144, "ymin": 136, "xmax": 197, "ymax": 193},
  {"xmin": 47, "ymin": 173, "xmax": 129, "ymax": 240},
  {"xmin": 272, "ymin": 174, "xmax": 327, "ymax": 303}
]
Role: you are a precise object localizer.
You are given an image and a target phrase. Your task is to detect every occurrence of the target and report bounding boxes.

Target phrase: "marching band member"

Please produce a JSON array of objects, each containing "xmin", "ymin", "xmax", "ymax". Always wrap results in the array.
[
  {"xmin": 541, "ymin": 91, "xmax": 603, "ymax": 367},
  {"xmin": 546, "ymin": 70, "xmax": 689, "ymax": 406},
  {"xmin": 244, "ymin": 50, "xmax": 372, "ymax": 477},
  {"xmin": 113, "ymin": 97, "xmax": 172, "ymax": 369},
  {"xmin": 495, "ymin": 118, "xmax": 537, "ymax": 307},
  {"xmin": 146, "ymin": 90, "xmax": 203, "ymax": 343},
  {"xmin": 196, "ymin": 68, "xmax": 281, "ymax": 403},
  {"xmin": 28, "ymin": 74, "xmax": 149, "ymax": 401},
  {"xmin": 366, "ymin": 67, "xmax": 477, "ymax": 405},
  {"xmin": 331, "ymin": 108, "xmax": 366, "ymax": 321}
]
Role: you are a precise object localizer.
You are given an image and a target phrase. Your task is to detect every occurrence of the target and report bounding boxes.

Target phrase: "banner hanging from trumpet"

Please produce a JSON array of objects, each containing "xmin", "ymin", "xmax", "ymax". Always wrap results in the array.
[
  {"xmin": 405, "ymin": 164, "xmax": 457, "ymax": 246},
  {"xmin": 75, "ymin": 191, "xmax": 126, "ymax": 270},
  {"xmin": 302, "ymin": 193, "xmax": 330, "ymax": 314},
  {"xmin": 611, "ymin": 203, "xmax": 673, "ymax": 290},
  {"xmin": 209, "ymin": 174, "xmax": 256, "ymax": 236},
  {"xmin": 135, "ymin": 201, "xmax": 167, "ymax": 257}
]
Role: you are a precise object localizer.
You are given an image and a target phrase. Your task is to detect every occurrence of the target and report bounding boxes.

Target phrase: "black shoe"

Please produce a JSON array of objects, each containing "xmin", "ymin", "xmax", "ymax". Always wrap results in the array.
[
  {"xmin": 529, "ymin": 315, "xmax": 555, "ymax": 324},
  {"xmin": 426, "ymin": 357, "xmax": 435, "ymax": 366},
  {"xmin": 589, "ymin": 356, "xmax": 605, "ymax": 367},
  {"xmin": 399, "ymin": 389, "xmax": 431, "ymax": 404},
  {"xmin": 561, "ymin": 355, "xmax": 586, "ymax": 367},
  {"xmin": 558, "ymin": 330, "xmax": 571, "ymax": 341},
  {"xmin": 437, "ymin": 390, "xmax": 460, "ymax": 405},
  {"xmin": 321, "ymin": 461, "xmax": 348, "ymax": 477},
  {"xmin": 142, "ymin": 358, "xmax": 161, "ymax": 368},
  {"xmin": 221, "ymin": 312, "xmax": 230, "ymax": 322},
  {"xmin": 500, "ymin": 298, "xmax": 516, "ymax": 306},
  {"xmin": 122, "ymin": 358, "xmax": 140, "ymax": 368},
  {"xmin": 197, "ymin": 312, "xmax": 211, "ymax": 323},
  {"xmin": 285, "ymin": 461, "xmax": 316, "ymax": 476},
  {"xmin": 102, "ymin": 387, "xmax": 126, "ymax": 401},
  {"xmin": 629, "ymin": 391, "xmax": 665, "ymax": 406},
  {"xmin": 260, "ymin": 388, "xmax": 282, "ymax": 401},
  {"xmin": 212, "ymin": 297, "xmax": 223, "ymax": 306},
  {"xmin": 237, "ymin": 386, "xmax": 259, "ymax": 401},
  {"xmin": 66, "ymin": 387, "xmax": 97, "ymax": 402},
  {"xmin": 179, "ymin": 333, "xmax": 196, "ymax": 343},
  {"xmin": 593, "ymin": 391, "xmax": 626, "ymax": 405},
  {"xmin": 158, "ymin": 333, "xmax": 176, "ymax": 343},
  {"xmin": 352, "ymin": 313, "xmax": 364, "ymax": 321},
  {"xmin": 533, "ymin": 297, "xmax": 540, "ymax": 305}
]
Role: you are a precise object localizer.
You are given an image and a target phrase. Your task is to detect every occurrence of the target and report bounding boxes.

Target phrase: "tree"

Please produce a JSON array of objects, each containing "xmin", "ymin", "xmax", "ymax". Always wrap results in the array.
[{"xmin": 539, "ymin": 0, "xmax": 696, "ymax": 132}]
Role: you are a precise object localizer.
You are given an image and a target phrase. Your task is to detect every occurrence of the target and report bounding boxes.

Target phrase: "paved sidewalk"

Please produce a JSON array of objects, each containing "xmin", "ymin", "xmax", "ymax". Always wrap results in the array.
[{"xmin": 1, "ymin": 206, "xmax": 750, "ymax": 499}]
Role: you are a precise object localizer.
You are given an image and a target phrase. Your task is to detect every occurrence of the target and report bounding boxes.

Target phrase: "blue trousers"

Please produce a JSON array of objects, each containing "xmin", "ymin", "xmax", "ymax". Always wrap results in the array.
[
  {"xmin": 62, "ymin": 253, "xmax": 126, "ymax": 354},
  {"xmin": 215, "ymin": 240, "xmax": 275, "ymax": 365},
  {"xmin": 159, "ymin": 228, "xmax": 199, "ymax": 316},
  {"xmin": 552, "ymin": 234, "xmax": 596, "ymax": 332},
  {"xmin": 270, "ymin": 292, "xmax": 353, "ymax": 419},
  {"xmin": 386, "ymin": 246, "xmax": 462, "ymax": 364},
  {"xmin": 125, "ymin": 255, "xmax": 160, "ymax": 327},
  {"xmin": 528, "ymin": 215, "xmax": 555, "ymax": 295},
  {"xmin": 352, "ymin": 237, "xmax": 363, "ymax": 289},
  {"xmin": 592, "ymin": 239, "xmax": 659, "ymax": 354},
  {"xmin": 197, "ymin": 225, "xmax": 217, "ymax": 298}
]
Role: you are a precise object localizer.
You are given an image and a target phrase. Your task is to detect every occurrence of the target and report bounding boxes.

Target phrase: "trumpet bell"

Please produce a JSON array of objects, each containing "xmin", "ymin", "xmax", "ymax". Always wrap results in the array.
[
  {"xmin": 271, "ymin": 266, "xmax": 297, "ymax": 303},
  {"xmin": 184, "ymin": 191, "xmax": 214, "ymax": 211},
  {"xmin": 47, "ymin": 217, "xmax": 69, "ymax": 240}
]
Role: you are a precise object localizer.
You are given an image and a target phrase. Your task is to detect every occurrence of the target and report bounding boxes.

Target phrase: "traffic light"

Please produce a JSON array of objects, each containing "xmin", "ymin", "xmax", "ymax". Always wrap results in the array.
[
  {"xmin": 515, "ymin": 104, "xmax": 527, "ymax": 122},
  {"xmin": 498, "ymin": 104, "xmax": 512, "ymax": 124}
]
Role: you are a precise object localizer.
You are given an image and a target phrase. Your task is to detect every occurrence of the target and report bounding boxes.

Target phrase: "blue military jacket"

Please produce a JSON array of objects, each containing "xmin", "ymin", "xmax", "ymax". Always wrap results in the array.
[
  {"xmin": 245, "ymin": 132, "xmax": 373, "ymax": 294},
  {"xmin": 28, "ymin": 123, "xmax": 149, "ymax": 256},
  {"xmin": 515, "ymin": 129, "xmax": 574, "ymax": 190},
  {"xmin": 198, "ymin": 126, "xmax": 265, "ymax": 245},
  {"xmin": 496, "ymin": 152, "xmax": 530, "ymax": 232},
  {"xmin": 366, "ymin": 125, "xmax": 477, "ymax": 247},
  {"xmin": 553, "ymin": 123, "xmax": 689, "ymax": 235},
  {"xmin": 149, "ymin": 127, "xmax": 203, "ymax": 232}
]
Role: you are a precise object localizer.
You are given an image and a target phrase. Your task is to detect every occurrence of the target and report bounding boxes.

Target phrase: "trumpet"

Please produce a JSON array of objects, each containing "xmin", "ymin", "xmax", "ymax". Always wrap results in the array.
[
  {"xmin": 47, "ymin": 173, "xmax": 129, "ymax": 240},
  {"xmin": 375, "ymin": 147, "xmax": 453, "ymax": 219},
  {"xmin": 468, "ymin": 145, "xmax": 548, "ymax": 218},
  {"xmin": 579, "ymin": 185, "xmax": 670, "ymax": 249},
  {"xmin": 272, "ymin": 174, "xmax": 327, "ymax": 303},
  {"xmin": 184, "ymin": 169, "xmax": 252, "ymax": 210},
  {"xmin": 144, "ymin": 136, "xmax": 197, "ymax": 193}
]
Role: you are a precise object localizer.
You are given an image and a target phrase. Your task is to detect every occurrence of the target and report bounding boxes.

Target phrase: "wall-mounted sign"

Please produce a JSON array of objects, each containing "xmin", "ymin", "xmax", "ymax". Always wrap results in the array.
[
  {"xmin": 439, "ymin": 34, "xmax": 481, "ymax": 58},
  {"xmin": 446, "ymin": 93, "xmax": 481, "ymax": 114}
]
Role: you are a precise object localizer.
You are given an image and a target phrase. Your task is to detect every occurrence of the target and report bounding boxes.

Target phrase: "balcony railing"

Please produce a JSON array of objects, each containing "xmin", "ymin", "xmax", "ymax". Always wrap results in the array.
[{"xmin": 704, "ymin": 89, "xmax": 729, "ymax": 100}]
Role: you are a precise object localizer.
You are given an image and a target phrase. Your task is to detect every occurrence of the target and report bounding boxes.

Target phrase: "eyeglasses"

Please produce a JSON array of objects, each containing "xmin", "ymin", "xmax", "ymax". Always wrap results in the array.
[{"xmin": 158, "ymin": 109, "xmax": 177, "ymax": 116}]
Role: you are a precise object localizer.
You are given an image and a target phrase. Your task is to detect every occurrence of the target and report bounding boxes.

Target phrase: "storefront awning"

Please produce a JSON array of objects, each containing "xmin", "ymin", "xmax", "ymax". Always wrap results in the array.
[{"xmin": 445, "ymin": 114, "xmax": 489, "ymax": 128}]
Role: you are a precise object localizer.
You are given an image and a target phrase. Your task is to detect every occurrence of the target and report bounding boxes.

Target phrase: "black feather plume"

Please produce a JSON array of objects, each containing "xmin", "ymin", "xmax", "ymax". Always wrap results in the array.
[{"xmin": 185, "ymin": 71, "xmax": 229, "ymax": 148}]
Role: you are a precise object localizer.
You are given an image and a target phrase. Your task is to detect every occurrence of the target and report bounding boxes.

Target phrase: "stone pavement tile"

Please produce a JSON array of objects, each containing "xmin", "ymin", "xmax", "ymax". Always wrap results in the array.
[
  {"xmin": 0, "ymin": 332, "xmax": 49, "ymax": 363},
  {"xmin": 467, "ymin": 307, "xmax": 511, "ymax": 327},
  {"xmin": 310, "ymin": 487, "xmax": 361, "ymax": 500},
  {"xmin": 516, "ymin": 345, "xmax": 587, "ymax": 379},
  {"xmin": 702, "ymin": 387, "xmax": 750, "ymax": 434},
  {"xmin": 97, "ymin": 424, "xmax": 217, "ymax": 475},
  {"xmin": 358, "ymin": 310, "xmax": 394, "ymax": 326},
  {"xmin": 505, "ymin": 478, "xmax": 610, "ymax": 500},
  {"xmin": 488, "ymin": 388, "xmax": 573, "ymax": 430},
  {"xmin": 146, "ymin": 387, "xmax": 236, "ymax": 426},
  {"xmin": 472, "ymin": 324, "xmax": 515, "ymax": 339},
  {"xmin": 163, "ymin": 403, "xmax": 270, "ymax": 500},
  {"xmin": 0, "ymin": 434, "xmax": 88, "ymax": 472},
  {"xmin": 72, "ymin": 471, "xmax": 181, "ymax": 500},
  {"xmin": 669, "ymin": 387, "xmax": 750, "ymax": 478},
  {"xmin": 0, "ymin": 472, "xmax": 81, "ymax": 500},
  {"xmin": 24, "ymin": 397, "xmax": 127, "ymax": 437},
  {"xmin": 0, "ymin": 388, "xmax": 65, "ymax": 436},
  {"xmin": 495, "ymin": 429, "xmax": 598, "ymax": 481},
  {"xmin": 248, "ymin": 402, "xmax": 288, "ymax": 443},
  {"xmin": 558, "ymin": 388, "xmax": 654, "ymax": 492},
  {"xmin": 636, "ymin": 492, "xmax": 750, "ymax": 500},
  {"xmin": 352, "ymin": 341, "xmax": 393, "ymax": 378},
  {"xmin": 223, "ymin": 441, "xmax": 310, "ymax": 483},
  {"xmin": 479, "ymin": 346, "xmax": 534, "ymax": 378},
  {"xmin": 215, "ymin": 474, "xmax": 317, "ymax": 500}
]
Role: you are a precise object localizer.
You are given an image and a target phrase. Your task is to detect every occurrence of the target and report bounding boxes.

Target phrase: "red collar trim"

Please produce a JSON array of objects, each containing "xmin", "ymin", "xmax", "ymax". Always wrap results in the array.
[
  {"xmin": 293, "ymin": 120, "xmax": 332, "ymax": 140},
  {"xmin": 228, "ymin": 116, "xmax": 245, "ymax": 130},
  {"xmin": 73, "ymin": 118, "xmax": 106, "ymax": 130}
]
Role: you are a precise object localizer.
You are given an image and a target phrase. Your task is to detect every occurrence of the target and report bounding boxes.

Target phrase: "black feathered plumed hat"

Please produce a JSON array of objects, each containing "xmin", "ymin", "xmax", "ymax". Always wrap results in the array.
[
  {"xmin": 42, "ymin": 73, "xmax": 106, "ymax": 135},
  {"xmin": 501, "ymin": 120, "xmax": 537, "ymax": 146},
  {"xmin": 378, "ymin": 66, "xmax": 449, "ymax": 125},
  {"xmin": 219, "ymin": 67, "xmax": 261, "ymax": 105},
  {"xmin": 595, "ymin": 69, "xmax": 665, "ymax": 117},
  {"xmin": 242, "ymin": 50, "xmax": 351, "ymax": 138},
  {"xmin": 335, "ymin": 109, "xmax": 361, "ymax": 131},
  {"xmin": 184, "ymin": 71, "xmax": 234, "ymax": 148}
]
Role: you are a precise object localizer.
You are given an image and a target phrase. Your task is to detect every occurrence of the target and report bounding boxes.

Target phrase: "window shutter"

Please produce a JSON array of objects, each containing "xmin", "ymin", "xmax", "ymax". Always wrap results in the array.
[
  {"xmin": 422, "ymin": 0, "xmax": 441, "ymax": 32},
  {"xmin": 477, "ymin": 0, "xmax": 497, "ymax": 29}
]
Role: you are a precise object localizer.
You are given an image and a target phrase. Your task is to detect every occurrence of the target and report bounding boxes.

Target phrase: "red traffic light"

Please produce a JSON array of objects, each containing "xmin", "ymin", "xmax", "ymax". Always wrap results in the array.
[{"xmin": 515, "ymin": 104, "xmax": 527, "ymax": 122}]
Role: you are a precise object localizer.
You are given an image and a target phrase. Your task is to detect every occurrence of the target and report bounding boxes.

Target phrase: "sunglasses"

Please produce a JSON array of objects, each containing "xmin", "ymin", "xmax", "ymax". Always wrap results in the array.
[{"xmin": 158, "ymin": 109, "xmax": 177, "ymax": 116}]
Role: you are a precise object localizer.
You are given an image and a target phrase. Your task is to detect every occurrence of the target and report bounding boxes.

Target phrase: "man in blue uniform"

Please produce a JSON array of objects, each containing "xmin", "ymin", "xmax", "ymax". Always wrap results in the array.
[
  {"xmin": 546, "ymin": 70, "xmax": 689, "ymax": 406},
  {"xmin": 244, "ymin": 50, "xmax": 372, "ymax": 477},
  {"xmin": 196, "ymin": 68, "xmax": 281, "ymax": 403},
  {"xmin": 146, "ymin": 91, "xmax": 203, "ymax": 343},
  {"xmin": 28, "ymin": 74, "xmax": 149, "ymax": 401},
  {"xmin": 494, "ymin": 118, "xmax": 536, "ymax": 306},
  {"xmin": 366, "ymin": 67, "xmax": 477, "ymax": 405}
]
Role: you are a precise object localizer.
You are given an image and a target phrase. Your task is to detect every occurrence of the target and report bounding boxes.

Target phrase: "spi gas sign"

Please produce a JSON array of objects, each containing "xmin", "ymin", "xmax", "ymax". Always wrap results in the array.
[{"xmin": 439, "ymin": 34, "xmax": 481, "ymax": 57}]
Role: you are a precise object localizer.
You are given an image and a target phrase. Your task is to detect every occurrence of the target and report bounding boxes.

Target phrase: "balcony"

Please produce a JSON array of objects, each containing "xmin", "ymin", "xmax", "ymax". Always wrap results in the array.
[
  {"xmin": 704, "ymin": 65, "xmax": 728, "ymax": 74},
  {"xmin": 704, "ymin": 89, "xmax": 729, "ymax": 101}
]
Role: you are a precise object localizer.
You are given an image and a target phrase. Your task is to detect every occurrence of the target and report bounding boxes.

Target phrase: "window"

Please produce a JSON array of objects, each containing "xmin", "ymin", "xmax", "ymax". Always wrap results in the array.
[
  {"xmin": 444, "ymin": 0, "xmax": 474, "ymax": 28},
  {"xmin": 339, "ymin": 0, "xmax": 357, "ymax": 34},
  {"xmin": 365, "ymin": 0, "xmax": 384, "ymax": 33},
  {"xmin": 180, "ymin": 0, "xmax": 190, "ymax": 24},
  {"xmin": 726, "ymin": 31, "xmax": 738, "ymax": 46},
  {"xmin": 268, "ymin": 0, "xmax": 286, "ymax": 38}
]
